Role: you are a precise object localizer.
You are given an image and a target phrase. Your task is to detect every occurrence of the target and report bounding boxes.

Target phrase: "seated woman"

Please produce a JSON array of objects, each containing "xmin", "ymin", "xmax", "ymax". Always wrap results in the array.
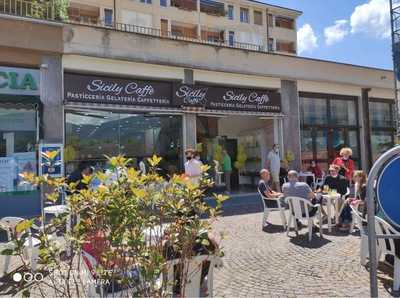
[{"xmin": 337, "ymin": 170, "xmax": 367, "ymax": 231}]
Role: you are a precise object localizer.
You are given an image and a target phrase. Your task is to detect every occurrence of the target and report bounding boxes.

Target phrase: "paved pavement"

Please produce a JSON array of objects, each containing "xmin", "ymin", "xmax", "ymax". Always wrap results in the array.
[{"xmin": 211, "ymin": 210, "xmax": 398, "ymax": 298}]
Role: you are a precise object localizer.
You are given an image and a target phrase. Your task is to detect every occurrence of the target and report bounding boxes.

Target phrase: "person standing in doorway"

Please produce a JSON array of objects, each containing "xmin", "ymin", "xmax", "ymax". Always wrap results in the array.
[
  {"xmin": 266, "ymin": 144, "xmax": 281, "ymax": 192},
  {"xmin": 222, "ymin": 149, "xmax": 232, "ymax": 194},
  {"xmin": 184, "ymin": 148, "xmax": 202, "ymax": 185}
]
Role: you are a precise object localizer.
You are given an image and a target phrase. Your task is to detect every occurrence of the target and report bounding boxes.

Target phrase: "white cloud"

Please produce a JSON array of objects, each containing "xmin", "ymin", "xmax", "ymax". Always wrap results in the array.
[
  {"xmin": 324, "ymin": 20, "xmax": 349, "ymax": 46},
  {"xmin": 297, "ymin": 24, "xmax": 318, "ymax": 54},
  {"xmin": 350, "ymin": 0, "xmax": 391, "ymax": 38}
]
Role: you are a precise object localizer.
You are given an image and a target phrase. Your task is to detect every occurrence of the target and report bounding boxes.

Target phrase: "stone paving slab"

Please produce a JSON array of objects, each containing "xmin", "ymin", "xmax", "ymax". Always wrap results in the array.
[{"xmin": 212, "ymin": 212, "xmax": 398, "ymax": 298}]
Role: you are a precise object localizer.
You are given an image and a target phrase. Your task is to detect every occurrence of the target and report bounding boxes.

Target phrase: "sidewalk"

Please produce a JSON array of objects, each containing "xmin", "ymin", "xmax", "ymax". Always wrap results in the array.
[{"xmin": 212, "ymin": 212, "xmax": 396, "ymax": 297}]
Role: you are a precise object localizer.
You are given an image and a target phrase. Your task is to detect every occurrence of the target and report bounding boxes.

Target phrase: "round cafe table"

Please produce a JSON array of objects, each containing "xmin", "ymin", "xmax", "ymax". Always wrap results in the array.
[{"xmin": 321, "ymin": 193, "xmax": 341, "ymax": 232}]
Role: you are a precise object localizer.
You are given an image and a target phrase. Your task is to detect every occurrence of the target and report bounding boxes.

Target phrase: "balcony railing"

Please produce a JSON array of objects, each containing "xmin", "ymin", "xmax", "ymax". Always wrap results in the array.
[
  {"xmin": 0, "ymin": 0, "xmax": 56, "ymax": 20},
  {"xmin": 0, "ymin": 1, "xmax": 289, "ymax": 55},
  {"xmin": 200, "ymin": 0, "xmax": 225, "ymax": 16},
  {"xmin": 171, "ymin": 0, "xmax": 197, "ymax": 11}
]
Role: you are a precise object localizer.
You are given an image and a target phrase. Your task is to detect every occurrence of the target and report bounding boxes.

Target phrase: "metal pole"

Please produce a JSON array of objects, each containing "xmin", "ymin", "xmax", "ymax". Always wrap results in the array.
[
  {"xmin": 390, "ymin": 0, "xmax": 400, "ymax": 141},
  {"xmin": 366, "ymin": 145, "xmax": 400, "ymax": 297}
]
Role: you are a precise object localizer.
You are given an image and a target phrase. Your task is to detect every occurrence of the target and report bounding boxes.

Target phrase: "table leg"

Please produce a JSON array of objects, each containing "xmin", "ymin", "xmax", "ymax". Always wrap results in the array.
[{"xmin": 327, "ymin": 198, "xmax": 332, "ymax": 233}]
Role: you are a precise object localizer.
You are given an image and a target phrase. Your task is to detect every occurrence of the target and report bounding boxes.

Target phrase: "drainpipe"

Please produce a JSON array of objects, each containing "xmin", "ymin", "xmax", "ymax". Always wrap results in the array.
[
  {"xmin": 114, "ymin": 0, "xmax": 117, "ymax": 28},
  {"xmin": 266, "ymin": 8, "xmax": 270, "ymax": 52}
]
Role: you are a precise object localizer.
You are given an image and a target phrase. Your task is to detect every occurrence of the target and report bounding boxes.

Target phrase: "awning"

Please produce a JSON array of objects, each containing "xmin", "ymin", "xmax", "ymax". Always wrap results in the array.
[{"xmin": 0, "ymin": 94, "xmax": 40, "ymax": 109}]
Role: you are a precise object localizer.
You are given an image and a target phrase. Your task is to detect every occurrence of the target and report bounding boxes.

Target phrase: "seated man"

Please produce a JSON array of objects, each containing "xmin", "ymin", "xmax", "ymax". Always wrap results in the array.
[
  {"xmin": 258, "ymin": 169, "xmax": 285, "ymax": 208},
  {"xmin": 322, "ymin": 165, "xmax": 349, "ymax": 196},
  {"xmin": 283, "ymin": 170, "xmax": 327, "ymax": 219}
]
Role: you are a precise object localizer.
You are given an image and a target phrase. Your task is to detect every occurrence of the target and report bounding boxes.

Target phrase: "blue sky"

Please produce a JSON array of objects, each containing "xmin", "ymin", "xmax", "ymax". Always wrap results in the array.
[{"xmin": 265, "ymin": 0, "xmax": 393, "ymax": 70}]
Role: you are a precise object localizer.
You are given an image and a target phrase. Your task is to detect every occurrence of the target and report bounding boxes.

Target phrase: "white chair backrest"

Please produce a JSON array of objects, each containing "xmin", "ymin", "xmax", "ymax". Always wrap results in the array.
[
  {"xmin": 350, "ymin": 205, "xmax": 367, "ymax": 235},
  {"xmin": 0, "ymin": 217, "xmax": 26, "ymax": 241},
  {"xmin": 285, "ymin": 196, "xmax": 313, "ymax": 220},
  {"xmin": 258, "ymin": 189, "xmax": 267, "ymax": 209},
  {"xmin": 166, "ymin": 255, "xmax": 216, "ymax": 297},
  {"xmin": 375, "ymin": 216, "xmax": 400, "ymax": 257}
]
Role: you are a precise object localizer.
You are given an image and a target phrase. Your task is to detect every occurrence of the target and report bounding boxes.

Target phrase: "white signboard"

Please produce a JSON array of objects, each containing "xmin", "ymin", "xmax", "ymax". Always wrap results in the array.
[
  {"xmin": 0, "ymin": 66, "xmax": 40, "ymax": 96},
  {"xmin": 0, "ymin": 157, "xmax": 17, "ymax": 192}
]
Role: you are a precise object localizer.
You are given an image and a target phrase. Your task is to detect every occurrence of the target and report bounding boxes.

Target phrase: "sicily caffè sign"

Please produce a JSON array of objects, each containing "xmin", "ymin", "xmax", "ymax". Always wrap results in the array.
[{"xmin": 64, "ymin": 73, "xmax": 282, "ymax": 113}]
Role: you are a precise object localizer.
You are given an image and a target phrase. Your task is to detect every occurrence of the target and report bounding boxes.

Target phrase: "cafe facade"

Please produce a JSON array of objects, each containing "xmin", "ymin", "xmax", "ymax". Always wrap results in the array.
[{"xmin": 62, "ymin": 69, "xmax": 284, "ymax": 191}]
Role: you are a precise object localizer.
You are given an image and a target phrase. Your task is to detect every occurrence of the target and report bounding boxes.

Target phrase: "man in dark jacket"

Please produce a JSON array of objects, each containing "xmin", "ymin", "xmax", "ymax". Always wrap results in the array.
[{"xmin": 322, "ymin": 164, "xmax": 349, "ymax": 196}]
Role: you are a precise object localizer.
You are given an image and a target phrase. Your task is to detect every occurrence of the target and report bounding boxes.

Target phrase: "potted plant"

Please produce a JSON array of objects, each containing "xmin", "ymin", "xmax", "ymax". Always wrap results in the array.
[{"xmin": 1, "ymin": 155, "xmax": 227, "ymax": 297}]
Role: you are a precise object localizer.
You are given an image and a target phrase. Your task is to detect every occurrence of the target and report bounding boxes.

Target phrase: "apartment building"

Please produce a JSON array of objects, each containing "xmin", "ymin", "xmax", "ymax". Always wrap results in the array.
[
  {"xmin": 68, "ymin": 0, "xmax": 300, "ymax": 54},
  {"xmin": 0, "ymin": 2, "xmax": 397, "ymax": 218}
]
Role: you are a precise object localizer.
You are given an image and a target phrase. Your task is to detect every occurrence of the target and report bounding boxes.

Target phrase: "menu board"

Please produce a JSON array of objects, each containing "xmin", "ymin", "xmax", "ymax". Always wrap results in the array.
[{"xmin": 0, "ymin": 157, "xmax": 17, "ymax": 192}]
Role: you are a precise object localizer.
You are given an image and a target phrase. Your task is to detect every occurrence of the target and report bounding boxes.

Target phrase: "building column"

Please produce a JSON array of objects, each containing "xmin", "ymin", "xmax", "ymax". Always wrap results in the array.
[
  {"xmin": 281, "ymin": 80, "xmax": 301, "ymax": 170},
  {"xmin": 360, "ymin": 88, "xmax": 372, "ymax": 171},
  {"xmin": 183, "ymin": 69, "xmax": 196, "ymax": 151},
  {"xmin": 40, "ymin": 55, "xmax": 63, "ymax": 143}
]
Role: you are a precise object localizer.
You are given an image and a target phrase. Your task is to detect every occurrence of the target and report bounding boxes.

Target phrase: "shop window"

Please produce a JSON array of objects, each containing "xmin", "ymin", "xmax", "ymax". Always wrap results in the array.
[
  {"xmin": 300, "ymin": 97, "xmax": 328, "ymax": 125},
  {"xmin": 371, "ymin": 131, "xmax": 394, "ymax": 162},
  {"xmin": 300, "ymin": 94, "xmax": 360, "ymax": 170},
  {"xmin": 65, "ymin": 110, "xmax": 183, "ymax": 176},
  {"xmin": 330, "ymin": 99, "xmax": 357, "ymax": 126},
  {"xmin": 369, "ymin": 101, "xmax": 394, "ymax": 128},
  {"xmin": 369, "ymin": 100, "xmax": 395, "ymax": 162},
  {"xmin": 240, "ymin": 7, "xmax": 249, "ymax": 23},
  {"xmin": 227, "ymin": 5, "xmax": 234, "ymax": 20},
  {"xmin": 254, "ymin": 10, "xmax": 262, "ymax": 25},
  {"xmin": 0, "ymin": 108, "xmax": 37, "ymax": 193}
]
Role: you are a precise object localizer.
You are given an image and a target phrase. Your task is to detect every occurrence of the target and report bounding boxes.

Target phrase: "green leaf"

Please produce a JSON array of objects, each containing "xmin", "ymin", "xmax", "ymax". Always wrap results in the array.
[
  {"xmin": 1, "ymin": 248, "xmax": 14, "ymax": 255},
  {"xmin": 22, "ymin": 289, "xmax": 30, "ymax": 297}
]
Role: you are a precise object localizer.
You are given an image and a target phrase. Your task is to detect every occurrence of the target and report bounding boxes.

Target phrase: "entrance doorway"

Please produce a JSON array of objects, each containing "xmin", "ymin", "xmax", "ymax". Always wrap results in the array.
[{"xmin": 196, "ymin": 115, "xmax": 277, "ymax": 192}]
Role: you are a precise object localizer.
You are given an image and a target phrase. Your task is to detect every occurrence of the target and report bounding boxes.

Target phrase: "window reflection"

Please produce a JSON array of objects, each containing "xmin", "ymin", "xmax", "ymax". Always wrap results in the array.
[
  {"xmin": 301, "ymin": 98, "xmax": 327, "ymax": 125},
  {"xmin": 65, "ymin": 110, "xmax": 183, "ymax": 175},
  {"xmin": 0, "ymin": 108, "xmax": 37, "ymax": 193},
  {"xmin": 330, "ymin": 99, "xmax": 356, "ymax": 126}
]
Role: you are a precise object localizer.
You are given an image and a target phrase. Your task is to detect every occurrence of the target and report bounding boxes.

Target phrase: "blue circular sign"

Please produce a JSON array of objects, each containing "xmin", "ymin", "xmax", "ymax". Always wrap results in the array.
[{"xmin": 377, "ymin": 155, "xmax": 400, "ymax": 228}]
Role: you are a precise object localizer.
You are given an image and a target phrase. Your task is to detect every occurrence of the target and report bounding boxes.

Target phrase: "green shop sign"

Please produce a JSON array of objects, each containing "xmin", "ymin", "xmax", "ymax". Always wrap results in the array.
[{"xmin": 0, "ymin": 66, "xmax": 40, "ymax": 96}]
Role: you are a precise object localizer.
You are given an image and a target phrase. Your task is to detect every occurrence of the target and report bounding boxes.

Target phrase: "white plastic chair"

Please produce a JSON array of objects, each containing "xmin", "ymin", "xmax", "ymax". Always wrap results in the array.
[
  {"xmin": 0, "ymin": 217, "xmax": 39, "ymax": 274},
  {"xmin": 335, "ymin": 187, "xmax": 350, "ymax": 223},
  {"xmin": 349, "ymin": 204, "xmax": 368, "ymax": 266},
  {"xmin": 375, "ymin": 216, "xmax": 400, "ymax": 292},
  {"xmin": 166, "ymin": 255, "xmax": 220, "ymax": 297},
  {"xmin": 285, "ymin": 196, "xmax": 322, "ymax": 242},
  {"xmin": 258, "ymin": 190, "xmax": 287, "ymax": 230}
]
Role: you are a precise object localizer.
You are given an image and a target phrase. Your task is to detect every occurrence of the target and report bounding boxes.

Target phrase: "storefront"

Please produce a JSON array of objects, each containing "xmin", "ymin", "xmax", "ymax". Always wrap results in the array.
[
  {"xmin": 299, "ymin": 92, "xmax": 396, "ymax": 172},
  {"xmin": 63, "ymin": 72, "xmax": 283, "ymax": 191},
  {"xmin": 0, "ymin": 66, "xmax": 41, "ymax": 217}
]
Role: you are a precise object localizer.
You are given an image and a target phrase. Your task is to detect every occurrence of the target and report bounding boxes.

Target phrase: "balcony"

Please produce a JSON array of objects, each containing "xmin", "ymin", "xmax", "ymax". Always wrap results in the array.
[
  {"xmin": 275, "ymin": 16, "xmax": 295, "ymax": 30},
  {"xmin": 201, "ymin": 28, "xmax": 224, "ymax": 43},
  {"xmin": 68, "ymin": 2, "xmax": 100, "ymax": 25},
  {"xmin": 0, "ymin": 1, "xmax": 288, "ymax": 56},
  {"xmin": 200, "ymin": 0, "xmax": 225, "ymax": 17},
  {"xmin": 0, "ymin": 0, "xmax": 56, "ymax": 20},
  {"xmin": 276, "ymin": 41, "xmax": 296, "ymax": 54},
  {"xmin": 171, "ymin": 22, "xmax": 198, "ymax": 39},
  {"xmin": 170, "ymin": 0, "xmax": 197, "ymax": 12}
]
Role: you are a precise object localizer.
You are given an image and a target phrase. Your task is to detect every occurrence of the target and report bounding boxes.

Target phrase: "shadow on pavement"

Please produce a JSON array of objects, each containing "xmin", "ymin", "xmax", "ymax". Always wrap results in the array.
[
  {"xmin": 288, "ymin": 234, "xmax": 332, "ymax": 248},
  {"xmin": 262, "ymin": 224, "xmax": 286, "ymax": 234}
]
